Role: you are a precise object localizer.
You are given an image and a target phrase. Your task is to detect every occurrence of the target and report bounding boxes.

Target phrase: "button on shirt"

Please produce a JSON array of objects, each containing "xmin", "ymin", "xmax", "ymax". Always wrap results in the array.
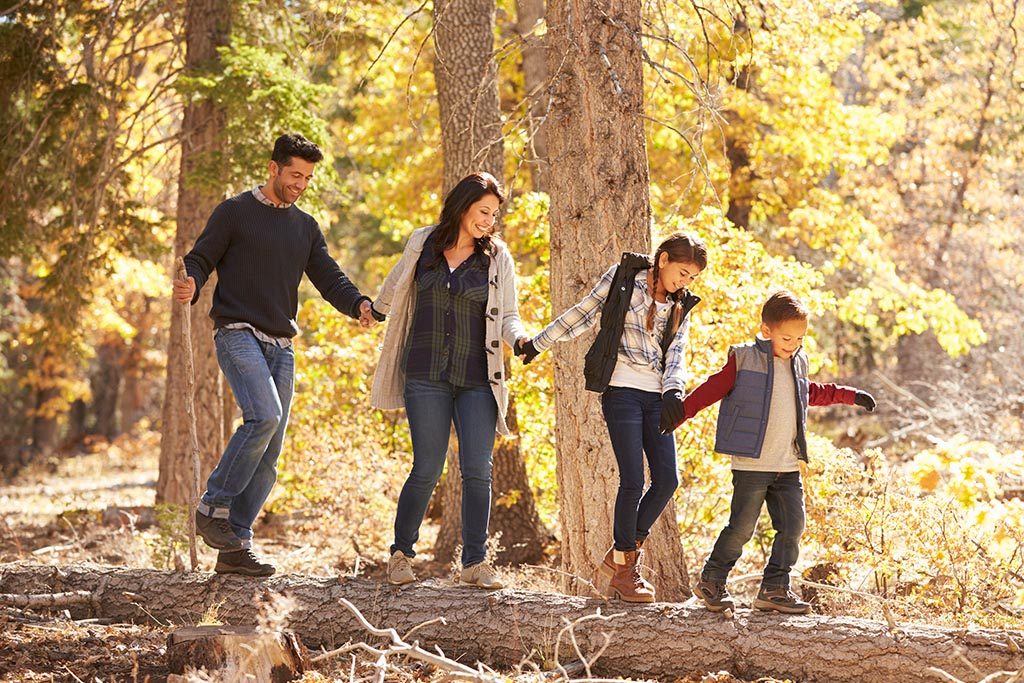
[{"xmin": 403, "ymin": 236, "xmax": 490, "ymax": 387}]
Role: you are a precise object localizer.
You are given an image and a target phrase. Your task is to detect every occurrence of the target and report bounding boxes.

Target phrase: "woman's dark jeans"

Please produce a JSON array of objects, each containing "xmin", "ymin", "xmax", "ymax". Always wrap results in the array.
[{"xmin": 391, "ymin": 379, "xmax": 498, "ymax": 567}]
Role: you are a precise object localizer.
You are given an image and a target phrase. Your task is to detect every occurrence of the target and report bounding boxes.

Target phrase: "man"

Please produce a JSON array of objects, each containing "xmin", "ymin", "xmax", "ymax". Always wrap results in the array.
[{"xmin": 172, "ymin": 133, "xmax": 375, "ymax": 576}]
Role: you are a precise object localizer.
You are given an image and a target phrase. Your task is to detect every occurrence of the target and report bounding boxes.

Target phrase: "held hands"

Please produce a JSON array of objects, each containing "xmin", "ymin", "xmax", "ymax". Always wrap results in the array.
[
  {"xmin": 514, "ymin": 338, "xmax": 540, "ymax": 365},
  {"xmin": 358, "ymin": 300, "xmax": 379, "ymax": 329},
  {"xmin": 854, "ymin": 390, "xmax": 876, "ymax": 412},
  {"xmin": 172, "ymin": 275, "xmax": 196, "ymax": 304},
  {"xmin": 659, "ymin": 390, "xmax": 685, "ymax": 434}
]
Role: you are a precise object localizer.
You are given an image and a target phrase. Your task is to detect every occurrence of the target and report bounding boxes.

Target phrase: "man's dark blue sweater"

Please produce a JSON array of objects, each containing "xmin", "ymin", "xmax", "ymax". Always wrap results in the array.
[{"xmin": 183, "ymin": 191, "xmax": 368, "ymax": 338}]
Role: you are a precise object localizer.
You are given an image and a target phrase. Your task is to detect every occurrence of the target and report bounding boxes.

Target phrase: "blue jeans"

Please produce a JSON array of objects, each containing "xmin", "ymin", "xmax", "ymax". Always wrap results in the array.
[
  {"xmin": 601, "ymin": 387, "xmax": 680, "ymax": 551},
  {"xmin": 392, "ymin": 379, "xmax": 498, "ymax": 567},
  {"xmin": 200, "ymin": 328, "xmax": 294, "ymax": 547},
  {"xmin": 702, "ymin": 470, "xmax": 805, "ymax": 589}
]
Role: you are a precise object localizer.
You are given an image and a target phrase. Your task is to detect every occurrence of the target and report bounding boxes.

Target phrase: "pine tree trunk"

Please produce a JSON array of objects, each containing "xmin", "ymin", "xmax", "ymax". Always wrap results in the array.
[
  {"xmin": 157, "ymin": 0, "xmax": 231, "ymax": 506},
  {"xmin": 431, "ymin": 0, "xmax": 548, "ymax": 566},
  {"xmin": 543, "ymin": 0, "xmax": 690, "ymax": 599},
  {"xmin": 3, "ymin": 563, "xmax": 1022, "ymax": 683},
  {"xmin": 515, "ymin": 0, "xmax": 549, "ymax": 193}
]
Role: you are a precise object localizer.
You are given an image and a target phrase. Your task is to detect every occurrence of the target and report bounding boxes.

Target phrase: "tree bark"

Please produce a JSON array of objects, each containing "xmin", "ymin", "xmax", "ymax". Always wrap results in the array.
[
  {"xmin": 515, "ymin": 0, "xmax": 549, "ymax": 193},
  {"xmin": 2, "ymin": 563, "xmax": 1021, "ymax": 683},
  {"xmin": 431, "ymin": 0, "xmax": 548, "ymax": 566},
  {"xmin": 166, "ymin": 625, "xmax": 304, "ymax": 681},
  {"xmin": 543, "ymin": 0, "xmax": 689, "ymax": 599},
  {"xmin": 157, "ymin": 0, "xmax": 231, "ymax": 506}
]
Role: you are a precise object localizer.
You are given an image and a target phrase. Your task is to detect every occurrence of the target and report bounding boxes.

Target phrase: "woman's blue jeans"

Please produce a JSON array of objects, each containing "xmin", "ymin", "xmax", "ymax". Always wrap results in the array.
[{"xmin": 391, "ymin": 379, "xmax": 498, "ymax": 567}]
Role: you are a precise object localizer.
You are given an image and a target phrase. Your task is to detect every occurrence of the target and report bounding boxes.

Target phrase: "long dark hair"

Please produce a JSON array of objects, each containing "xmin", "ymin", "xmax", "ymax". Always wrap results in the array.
[
  {"xmin": 647, "ymin": 231, "xmax": 708, "ymax": 333},
  {"xmin": 428, "ymin": 172, "xmax": 506, "ymax": 268}
]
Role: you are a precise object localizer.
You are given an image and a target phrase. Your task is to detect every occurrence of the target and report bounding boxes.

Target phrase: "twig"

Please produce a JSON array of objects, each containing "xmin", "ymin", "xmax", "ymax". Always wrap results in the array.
[
  {"xmin": 553, "ymin": 610, "xmax": 625, "ymax": 680},
  {"xmin": 313, "ymin": 598, "xmax": 483, "ymax": 679}
]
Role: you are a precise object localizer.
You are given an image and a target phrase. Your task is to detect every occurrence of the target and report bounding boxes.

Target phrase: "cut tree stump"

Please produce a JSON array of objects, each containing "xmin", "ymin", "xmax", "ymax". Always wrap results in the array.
[
  {"xmin": 1, "ymin": 562, "xmax": 1021, "ymax": 683},
  {"xmin": 166, "ymin": 625, "xmax": 304, "ymax": 682}
]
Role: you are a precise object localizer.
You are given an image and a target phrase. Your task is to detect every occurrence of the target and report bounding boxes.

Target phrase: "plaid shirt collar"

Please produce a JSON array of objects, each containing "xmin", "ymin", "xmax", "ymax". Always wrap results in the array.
[{"xmin": 252, "ymin": 185, "xmax": 292, "ymax": 209}]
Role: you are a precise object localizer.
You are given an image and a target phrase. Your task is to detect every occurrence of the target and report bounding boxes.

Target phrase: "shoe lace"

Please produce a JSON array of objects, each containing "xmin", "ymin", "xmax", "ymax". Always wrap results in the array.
[
  {"xmin": 630, "ymin": 559, "xmax": 646, "ymax": 588},
  {"xmin": 476, "ymin": 562, "xmax": 497, "ymax": 581},
  {"xmin": 392, "ymin": 553, "xmax": 411, "ymax": 573}
]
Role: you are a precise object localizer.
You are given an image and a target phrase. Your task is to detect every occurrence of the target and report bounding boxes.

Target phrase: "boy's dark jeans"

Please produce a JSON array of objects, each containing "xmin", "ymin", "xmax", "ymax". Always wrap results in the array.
[
  {"xmin": 702, "ymin": 470, "xmax": 805, "ymax": 589},
  {"xmin": 601, "ymin": 386, "xmax": 679, "ymax": 552}
]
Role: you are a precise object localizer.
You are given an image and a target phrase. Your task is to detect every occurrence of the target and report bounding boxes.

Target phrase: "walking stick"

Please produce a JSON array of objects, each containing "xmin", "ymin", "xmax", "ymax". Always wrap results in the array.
[{"xmin": 176, "ymin": 257, "xmax": 201, "ymax": 571}]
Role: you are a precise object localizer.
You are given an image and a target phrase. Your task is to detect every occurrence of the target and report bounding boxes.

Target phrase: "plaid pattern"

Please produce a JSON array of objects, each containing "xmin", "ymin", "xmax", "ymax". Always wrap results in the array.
[
  {"xmin": 534, "ymin": 265, "xmax": 692, "ymax": 393},
  {"xmin": 403, "ymin": 237, "xmax": 490, "ymax": 387}
]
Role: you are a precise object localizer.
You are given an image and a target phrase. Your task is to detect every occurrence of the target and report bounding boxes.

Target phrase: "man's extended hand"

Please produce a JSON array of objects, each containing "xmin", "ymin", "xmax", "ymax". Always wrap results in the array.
[
  {"xmin": 358, "ymin": 300, "xmax": 377, "ymax": 329},
  {"xmin": 173, "ymin": 275, "xmax": 196, "ymax": 305}
]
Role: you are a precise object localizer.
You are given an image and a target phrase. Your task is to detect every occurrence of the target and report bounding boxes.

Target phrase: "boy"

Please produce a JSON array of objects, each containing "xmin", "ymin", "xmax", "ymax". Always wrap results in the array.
[{"xmin": 672, "ymin": 289, "xmax": 875, "ymax": 613}]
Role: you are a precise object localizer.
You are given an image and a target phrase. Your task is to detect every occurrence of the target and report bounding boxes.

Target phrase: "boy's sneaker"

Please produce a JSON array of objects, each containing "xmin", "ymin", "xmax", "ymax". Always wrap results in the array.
[
  {"xmin": 459, "ymin": 561, "xmax": 503, "ymax": 589},
  {"xmin": 195, "ymin": 509, "xmax": 243, "ymax": 551},
  {"xmin": 214, "ymin": 548, "xmax": 275, "ymax": 577},
  {"xmin": 753, "ymin": 586, "xmax": 811, "ymax": 614},
  {"xmin": 696, "ymin": 578, "xmax": 735, "ymax": 612},
  {"xmin": 387, "ymin": 550, "xmax": 416, "ymax": 585}
]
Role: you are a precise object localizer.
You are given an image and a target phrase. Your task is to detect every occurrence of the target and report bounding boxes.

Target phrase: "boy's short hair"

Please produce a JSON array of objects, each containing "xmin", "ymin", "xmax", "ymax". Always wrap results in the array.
[
  {"xmin": 271, "ymin": 133, "xmax": 323, "ymax": 166},
  {"xmin": 761, "ymin": 289, "xmax": 810, "ymax": 325}
]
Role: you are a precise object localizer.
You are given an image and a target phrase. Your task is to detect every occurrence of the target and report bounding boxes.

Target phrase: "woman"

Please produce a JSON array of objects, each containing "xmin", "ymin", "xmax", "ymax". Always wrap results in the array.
[
  {"xmin": 517, "ymin": 232, "xmax": 707, "ymax": 601},
  {"xmin": 369, "ymin": 172, "xmax": 527, "ymax": 589}
]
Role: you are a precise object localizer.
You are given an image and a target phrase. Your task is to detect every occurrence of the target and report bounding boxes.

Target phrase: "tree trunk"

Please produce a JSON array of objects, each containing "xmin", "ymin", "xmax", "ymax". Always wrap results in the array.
[
  {"xmin": 166, "ymin": 625, "xmax": 304, "ymax": 681},
  {"xmin": 157, "ymin": 0, "xmax": 231, "ymax": 506},
  {"xmin": 433, "ymin": 0, "xmax": 505, "ymax": 192},
  {"xmin": 515, "ymin": 0, "xmax": 549, "ymax": 193},
  {"xmin": 543, "ymin": 0, "xmax": 689, "ymax": 599},
  {"xmin": 431, "ymin": 0, "xmax": 548, "ymax": 566},
  {"xmin": 2, "ymin": 563, "xmax": 1021, "ymax": 683},
  {"xmin": 92, "ymin": 334, "xmax": 125, "ymax": 440}
]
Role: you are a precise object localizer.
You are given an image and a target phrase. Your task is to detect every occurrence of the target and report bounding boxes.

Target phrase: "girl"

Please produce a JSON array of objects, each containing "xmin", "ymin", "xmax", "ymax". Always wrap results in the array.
[
  {"xmin": 518, "ymin": 233, "xmax": 707, "ymax": 602},
  {"xmin": 369, "ymin": 172, "xmax": 528, "ymax": 589}
]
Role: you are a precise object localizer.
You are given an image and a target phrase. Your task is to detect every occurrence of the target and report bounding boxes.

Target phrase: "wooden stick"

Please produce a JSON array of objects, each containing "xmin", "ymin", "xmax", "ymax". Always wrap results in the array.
[
  {"xmin": 0, "ymin": 590, "xmax": 94, "ymax": 609},
  {"xmin": 176, "ymin": 257, "xmax": 201, "ymax": 571}
]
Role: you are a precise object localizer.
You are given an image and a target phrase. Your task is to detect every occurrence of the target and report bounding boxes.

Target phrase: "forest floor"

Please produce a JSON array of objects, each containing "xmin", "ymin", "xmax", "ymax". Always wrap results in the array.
[{"xmin": 0, "ymin": 430, "xmax": 783, "ymax": 683}]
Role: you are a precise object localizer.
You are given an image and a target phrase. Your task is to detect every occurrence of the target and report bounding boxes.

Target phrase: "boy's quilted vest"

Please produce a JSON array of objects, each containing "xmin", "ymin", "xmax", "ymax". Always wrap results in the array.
[{"xmin": 714, "ymin": 337, "xmax": 811, "ymax": 461}]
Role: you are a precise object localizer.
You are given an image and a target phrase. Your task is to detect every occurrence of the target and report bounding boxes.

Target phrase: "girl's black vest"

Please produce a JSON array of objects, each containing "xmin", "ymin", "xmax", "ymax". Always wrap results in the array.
[{"xmin": 583, "ymin": 252, "xmax": 701, "ymax": 393}]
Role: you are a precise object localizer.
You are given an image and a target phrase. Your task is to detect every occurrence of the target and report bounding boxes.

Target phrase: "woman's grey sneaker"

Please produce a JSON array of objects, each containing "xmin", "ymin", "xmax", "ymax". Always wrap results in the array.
[
  {"xmin": 195, "ymin": 509, "xmax": 243, "ymax": 551},
  {"xmin": 459, "ymin": 561, "xmax": 503, "ymax": 589},
  {"xmin": 752, "ymin": 586, "xmax": 811, "ymax": 614},
  {"xmin": 214, "ymin": 549, "xmax": 275, "ymax": 577},
  {"xmin": 696, "ymin": 578, "xmax": 735, "ymax": 612},
  {"xmin": 387, "ymin": 550, "xmax": 416, "ymax": 585}
]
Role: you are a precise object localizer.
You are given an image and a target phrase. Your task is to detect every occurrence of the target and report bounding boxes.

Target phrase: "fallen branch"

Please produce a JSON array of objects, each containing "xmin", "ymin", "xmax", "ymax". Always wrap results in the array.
[
  {"xmin": 1, "ymin": 562, "xmax": 1022, "ymax": 683},
  {"xmin": 0, "ymin": 590, "xmax": 94, "ymax": 609}
]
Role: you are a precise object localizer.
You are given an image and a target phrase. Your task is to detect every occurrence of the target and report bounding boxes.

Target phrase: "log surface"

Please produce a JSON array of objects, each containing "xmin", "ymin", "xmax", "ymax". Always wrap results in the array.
[{"xmin": 1, "ymin": 562, "xmax": 1020, "ymax": 682}]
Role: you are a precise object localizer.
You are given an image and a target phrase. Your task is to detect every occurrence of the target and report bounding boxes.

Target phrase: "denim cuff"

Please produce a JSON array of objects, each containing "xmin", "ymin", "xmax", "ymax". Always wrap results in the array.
[{"xmin": 197, "ymin": 501, "xmax": 230, "ymax": 519}]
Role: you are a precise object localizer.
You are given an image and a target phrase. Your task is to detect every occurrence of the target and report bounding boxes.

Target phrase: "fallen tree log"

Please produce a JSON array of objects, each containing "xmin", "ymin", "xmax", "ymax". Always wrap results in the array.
[{"xmin": 0, "ymin": 562, "xmax": 1020, "ymax": 682}]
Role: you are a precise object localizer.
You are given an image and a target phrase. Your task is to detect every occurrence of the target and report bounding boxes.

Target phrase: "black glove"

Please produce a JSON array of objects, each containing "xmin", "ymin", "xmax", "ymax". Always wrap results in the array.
[
  {"xmin": 854, "ymin": 390, "xmax": 876, "ymax": 412},
  {"xmin": 659, "ymin": 390, "xmax": 685, "ymax": 434},
  {"xmin": 515, "ymin": 338, "xmax": 540, "ymax": 365},
  {"xmin": 369, "ymin": 303, "xmax": 386, "ymax": 322}
]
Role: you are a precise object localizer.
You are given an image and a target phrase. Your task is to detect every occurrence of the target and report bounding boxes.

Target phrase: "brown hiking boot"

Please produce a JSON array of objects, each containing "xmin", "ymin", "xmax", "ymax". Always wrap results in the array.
[
  {"xmin": 695, "ymin": 577, "xmax": 735, "ymax": 612},
  {"xmin": 594, "ymin": 545, "xmax": 654, "ymax": 596},
  {"xmin": 608, "ymin": 549, "xmax": 655, "ymax": 603},
  {"xmin": 753, "ymin": 586, "xmax": 811, "ymax": 614},
  {"xmin": 195, "ymin": 508, "xmax": 243, "ymax": 551},
  {"xmin": 214, "ymin": 548, "xmax": 275, "ymax": 577}
]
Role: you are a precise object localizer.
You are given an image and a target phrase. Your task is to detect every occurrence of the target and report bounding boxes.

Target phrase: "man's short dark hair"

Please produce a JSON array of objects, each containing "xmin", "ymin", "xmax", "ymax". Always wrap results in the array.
[
  {"xmin": 271, "ymin": 133, "xmax": 323, "ymax": 166},
  {"xmin": 761, "ymin": 289, "xmax": 810, "ymax": 326}
]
